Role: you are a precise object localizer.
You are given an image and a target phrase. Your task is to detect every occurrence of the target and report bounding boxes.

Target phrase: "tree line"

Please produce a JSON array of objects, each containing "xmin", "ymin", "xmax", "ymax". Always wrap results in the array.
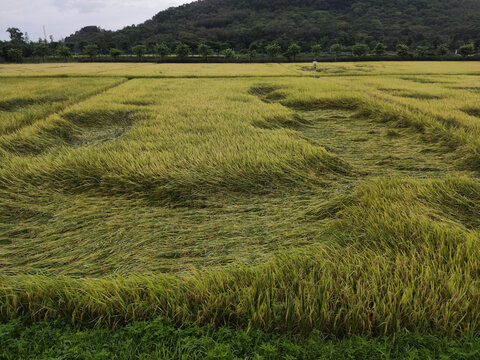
[{"xmin": 2, "ymin": 27, "xmax": 479, "ymax": 63}]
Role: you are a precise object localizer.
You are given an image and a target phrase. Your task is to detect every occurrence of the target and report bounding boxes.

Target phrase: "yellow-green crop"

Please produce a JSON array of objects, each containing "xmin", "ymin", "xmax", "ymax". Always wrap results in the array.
[{"xmin": 0, "ymin": 62, "xmax": 479, "ymax": 336}]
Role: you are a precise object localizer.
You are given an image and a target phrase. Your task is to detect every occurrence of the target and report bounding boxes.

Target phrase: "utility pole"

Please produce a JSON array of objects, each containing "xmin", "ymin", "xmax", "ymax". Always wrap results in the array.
[{"xmin": 43, "ymin": 25, "xmax": 47, "ymax": 43}]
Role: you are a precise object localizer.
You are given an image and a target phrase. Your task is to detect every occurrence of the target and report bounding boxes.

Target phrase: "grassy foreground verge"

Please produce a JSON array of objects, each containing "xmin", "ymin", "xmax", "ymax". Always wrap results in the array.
[{"xmin": 1, "ymin": 318, "xmax": 479, "ymax": 360}]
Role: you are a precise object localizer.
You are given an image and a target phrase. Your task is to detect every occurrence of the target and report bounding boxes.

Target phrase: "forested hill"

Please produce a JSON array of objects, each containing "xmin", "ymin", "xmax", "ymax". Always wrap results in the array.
[{"xmin": 66, "ymin": 0, "xmax": 480, "ymax": 52}]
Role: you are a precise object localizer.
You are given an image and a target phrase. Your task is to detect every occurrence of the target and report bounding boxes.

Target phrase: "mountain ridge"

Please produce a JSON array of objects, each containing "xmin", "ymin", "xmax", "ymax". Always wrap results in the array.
[{"xmin": 65, "ymin": 0, "xmax": 480, "ymax": 51}]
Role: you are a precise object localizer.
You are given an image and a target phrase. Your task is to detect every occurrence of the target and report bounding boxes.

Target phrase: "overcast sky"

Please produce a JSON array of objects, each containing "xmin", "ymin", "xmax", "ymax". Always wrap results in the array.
[{"xmin": 0, "ymin": 0, "xmax": 192, "ymax": 41}]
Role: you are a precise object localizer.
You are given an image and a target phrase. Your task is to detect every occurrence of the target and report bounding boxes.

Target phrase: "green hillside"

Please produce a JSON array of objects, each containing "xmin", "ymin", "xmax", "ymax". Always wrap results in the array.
[{"xmin": 66, "ymin": 0, "xmax": 480, "ymax": 52}]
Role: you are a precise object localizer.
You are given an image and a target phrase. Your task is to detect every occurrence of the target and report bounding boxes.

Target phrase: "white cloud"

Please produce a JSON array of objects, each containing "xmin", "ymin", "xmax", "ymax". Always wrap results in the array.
[{"xmin": 0, "ymin": 0, "xmax": 191, "ymax": 41}]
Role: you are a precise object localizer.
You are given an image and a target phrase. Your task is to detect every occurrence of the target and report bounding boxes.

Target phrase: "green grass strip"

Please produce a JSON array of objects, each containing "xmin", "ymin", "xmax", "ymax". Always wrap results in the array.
[{"xmin": 1, "ymin": 318, "xmax": 479, "ymax": 360}]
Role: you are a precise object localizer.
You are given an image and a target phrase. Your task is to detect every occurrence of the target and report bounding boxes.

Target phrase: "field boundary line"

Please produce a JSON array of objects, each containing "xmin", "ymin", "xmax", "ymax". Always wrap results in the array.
[{"xmin": 1, "ymin": 72, "xmax": 479, "ymax": 80}]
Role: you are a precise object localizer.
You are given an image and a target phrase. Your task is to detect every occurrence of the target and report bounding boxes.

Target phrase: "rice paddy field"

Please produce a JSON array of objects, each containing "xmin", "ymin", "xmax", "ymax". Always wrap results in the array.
[{"xmin": 1, "ymin": 61, "xmax": 480, "ymax": 358}]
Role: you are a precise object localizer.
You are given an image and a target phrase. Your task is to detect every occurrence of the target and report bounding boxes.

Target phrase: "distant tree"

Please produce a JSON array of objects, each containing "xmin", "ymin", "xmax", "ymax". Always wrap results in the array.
[
  {"xmin": 396, "ymin": 44, "xmax": 410, "ymax": 57},
  {"xmin": 415, "ymin": 45, "xmax": 429, "ymax": 57},
  {"xmin": 56, "ymin": 45, "xmax": 72, "ymax": 61},
  {"xmin": 248, "ymin": 41, "xmax": 261, "ymax": 54},
  {"xmin": 432, "ymin": 36, "xmax": 441, "ymax": 49},
  {"xmin": 65, "ymin": 42, "xmax": 75, "ymax": 53},
  {"xmin": 155, "ymin": 43, "xmax": 170, "ymax": 60},
  {"xmin": 147, "ymin": 41, "xmax": 156, "ymax": 54},
  {"xmin": 175, "ymin": 43, "xmax": 191, "ymax": 58},
  {"xmin": 373, "ymin": 42, "xmax": 386, "ymax": 55},
  {"xmin": 211, "ymin": 41, "xmax": 226, "ymax": 55},
  {"xmin": 352, "ymin": 43, "xmax": 369, "ymax": 57},
  {"xmin": 458, "ymin": 43, "xmax": 475, "ymax": 57},
  {"xmin": 276, "ymin": 34, "xmax": 293, "ymax": 51},
  {"xmin": 109, "ymin": 48, "xmax": 122, "ymax": 60},
  {"xmin": 120, "ymin": 41, "xmax": 130, "ymax": 53},
  {"xmin": 391, "ymin": 38, "xmax": 399, "ymax": 49},
  {"xmin": 79, "ymin": 41, "xmax": 88, "ymax": 52},
  {"xmin": 285, "ymin": 43, "xmax": 301, "ymax": 61},
  {"xmin": 436, "ymin": 44, "xmax": 449, "ymax": 56},
  {"xmin": 248, "ymin": 49, "xmax": 257, "ymax": 62},
  {"xmin": 330, "ymin": 43, "xmax": 343, "ymax": 61},
  {"xmin": 83, "ymin": 44, "xmax": 99, "ymax": 60},
  {"xmin": 197, "ymin": 43, "xmax": 213, "ymax": 60},
  {"xmin": 94, "ymin": 41, "xmax": 107, "ymax": 55},
  {"xmin": 311, "ymin": 44, "xmax": 322, "ymax": 59},
  {"xmin": 6, "ymin": 27, "xmax": 24, "ymax": 42},
  {"xmin": 33, "ymin": 43, "xmax": 49, "ymax": 62},
  {"xmin": 266, "ymin": 42, "xmax": 281, "ymax": 61},
  {"xmin": 224, "ymin": 48, "xmax": 235, "ymax": 60},
  {"xmin": 7, "ymin": 48, "xmax": 22, "ymax": 62},
  {"xmin": 132, "ymin": 44, "xmax": 147, "ymax": 59},
  {"xmin": 474, "ymin": 38, "xmax": 480, "ymax": 53}
]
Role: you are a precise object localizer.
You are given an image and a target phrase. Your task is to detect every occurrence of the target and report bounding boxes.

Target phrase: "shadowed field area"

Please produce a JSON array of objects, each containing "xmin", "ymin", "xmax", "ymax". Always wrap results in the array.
[{"xmin": 1, "ymin": 63, "xmax": 479, "ymax": 351}]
